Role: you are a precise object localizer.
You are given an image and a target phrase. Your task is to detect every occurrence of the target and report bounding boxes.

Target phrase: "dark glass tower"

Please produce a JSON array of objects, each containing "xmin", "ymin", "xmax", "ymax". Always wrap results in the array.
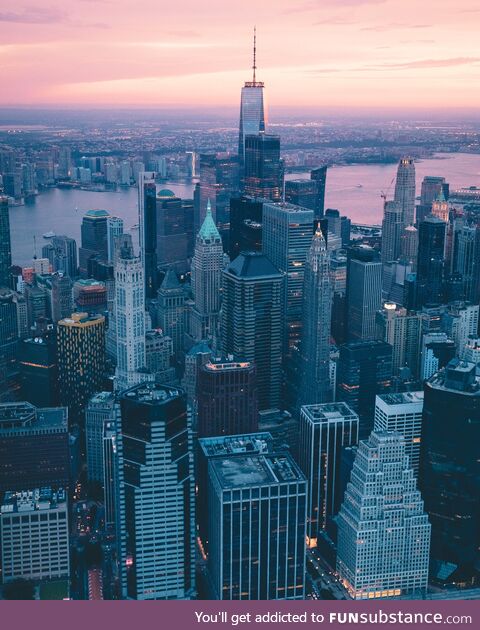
[
  {"xmin": 310, "ymin": 166, "xmax": 328, "ymax": 218},
  {"xmin": 336, "ymin": 340, "xmax": 393, "ymax": 439},
  {"xmin": 155, "ymin": 189, "xmax": 189, "ymax": 274},
  {"xmin": 78, "ymin": 209, "xmax": 110, "ymax": 277},
  {"xmin": 420, "ymin": 359, "xmax": 480, "ymax": 587},
  {"xmin": 243, "ymin": 134, "xmax": 283, "ymax": 202},
  {"xmin": 416, "ymin": 215, "xmax": 446, "ymax": 308},
  {"xmin": 197, "ymin": 359, "xmax": 258, "ymax": 438},
  {"xmin": 0, "ymin": 196, "xmax": 12, "ymax": 288},
  {"xmin": 229, "ymin": 196, "xmax": 263, "ymax": 260},
  {"xmin": 140, "ymin": 174, "xmax": 159, "ymax": 299}
]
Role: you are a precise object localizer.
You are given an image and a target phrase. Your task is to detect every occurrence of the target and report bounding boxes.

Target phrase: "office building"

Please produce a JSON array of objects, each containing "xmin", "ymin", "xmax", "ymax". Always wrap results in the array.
[
  {"xmin": 114, "ymin": 234, "xmax": 146, "ymax": 390},
  {"xmin": 262, "ymin": 201, "xmax": 314, "ymax": 355},
  {"xmin": 0, "ymin": 289, "xmax": 18, "ymax": 398},
  {"xmin": 310, "ymin": 166, "xmax": 328, "ymax": 218},
  {"xmin": 336, "ymin": 340, "xmax": 392, "ymax": 439},
  {"xmin": 229, "ymin": 196, "xmax": 263, "ymax": 260},
  {"xmin": 1, "ymin": 488, "xmax": 70, "ymax": 583},
  {"xmin": 57, "ymin": 312, "xmax": 106, "ymax": 426},
  {"xmin": 222, "ymin": 252, "xmax": 284, "ymax": 410},
  {"xmin": 78, "ymin": 209, "xmax": 110, "ymax": 277},
  {"xmin": 416, "ymin": 216, "xmax": 446, "ymax": 308},
  {"xmin": 376, "ymin": 303, "xmax": 422, "ymax": 378},
  {"xmin": 138, "ymin": 172, "xmax": 158, "ymax": 299},
  {"xmin": 298, "ymin": 402, "xmax": 358, "ymax": 543},
  {"xmin": 400, "ymin": 224, "xmax": 418, "ymax": 269},
  {"xmin": 190, "ymin": 200, "xmax": 223, "ymax": 342},
  {"xmin": 420, "ymin": 332, "xmax": 456, "ymax": 381},
  {"xmin": 156, "ymin": 268, "xmax": 186, "ymax": 366},
  {"xmin": 374, "ymin": 391, "xmax": 423, "ymax": 474},
  {"xmin": 17, "ymin": 333, "xmax": 58, "ymax": 407},
  {"xmin": 346, "ymin": 245, "xmax": 382, "ymax": 341},
  {"xmin": 337, "ymin": 431, "xmax": 430, "ymax": 600},
  {"xmin": 453, "ymin": 222, "xmax": 480, "ymax": 304},
  {"xmin": 197, "ymin": 359, "xmax": 258, "ymax": 438},
  {"xmin": 298, "ymin": 225, "xmax": 332, "ymax": 406},
  {"xmin": 116, "ymin": 383, "xmax": 195, "ymax": 600},
  {"xmin": 207, "ymin": 450, "xmax": 306, "ymax": 599},
  {"xmin": 145, "ymin": 329, "xmax": 175, "ymax": 381},
  {"xmin": 0, "ymin": 196, "xmax": 12, "ymax": 288},
  {"xmin": 0, "ymin": 403, "xmax": 69, "ymax": 494},
  {"xmin": 107, "ymin": 216, "xmax": 124, "ymax": 262},
  {"xmin": 244, "ymin": 134, "xmax": 282, "ymax": 201},
  {"xmin": 238, "ymin": 32, "xmax": 266, "ymax": 170},
  {"xmin": 73, "ymin": 278, "xmax": 106, "ymax": 314},
  {"xmin": 86, "ymin": 391, "xmax": 116, "ymax": 483},
  {"xmin": 155, "ymin": 189, "xmax": 189, "ymax": 274},
  {"xmin": 394, "ymin": 157, "xmax": 416, "ymax": 228},
  {"xmin": 421, "ymin": 360, "xmax": 480, "ymax": 585},
  {"xmin": 51, "ymin": 235, "xmax": 77, "ymax": 279},
  {"xmin": 442, "ymin": 302, "xmax": 479, "ymax": 355},
  {"xmin": 381, "ymin": 201, "xmax": 403, "ymax": 263},
  {"xmin": 431, "ymin": 190, "xmax": 449, "ymax": 223}
]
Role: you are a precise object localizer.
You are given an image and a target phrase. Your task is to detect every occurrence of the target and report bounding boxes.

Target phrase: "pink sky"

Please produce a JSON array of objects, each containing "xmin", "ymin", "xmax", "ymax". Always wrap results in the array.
[{"xmin": 0, "ymin": 0, "xmax": 479, "ymax": 109}]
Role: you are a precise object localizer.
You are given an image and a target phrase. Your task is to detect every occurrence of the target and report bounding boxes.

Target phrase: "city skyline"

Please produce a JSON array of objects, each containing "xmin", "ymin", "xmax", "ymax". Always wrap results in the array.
[{"xmin": 0, "ymin": 0, "xmax": 480, "ymax": 111}]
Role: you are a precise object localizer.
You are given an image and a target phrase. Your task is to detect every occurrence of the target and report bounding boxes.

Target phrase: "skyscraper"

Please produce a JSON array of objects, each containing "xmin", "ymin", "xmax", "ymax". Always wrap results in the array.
[
  {"xmin": 207, "ymin": 450, "xmax": 306, "ymax": 600},
  {"xmin": 420, "ymin": 359, "xmax": 480, "ymax": 586},
  {"xmin": 229, "ymin": 195, "xmax": 263, "ymax": 260},
  {"xmin": 78, "ymin": 209, "xmax": 110, "ymax": 277},
  {"xmin": 262, "ymin": 201, "xmax": 314, "ymax": 355},
  {"xmin": 376, "ymin": 303, "xmax": 422, "ymax": 378},
  {"xmin": 51, "ymin": 235, "xmax": 78, "ymax": 279},
  {"xmin": 156, "ymin": 268, "xmax": 186, "ymax": 366},
  {"xmin": 114, "ymin": 234, "xmax": 146, "ymax": 390},
  {"xmin": 85, "ymin": 391, "xmax": 116, "ymax": 483},
  {"xmin": 0, "ymin": 196, "xmax": 12, "ymax": 288},
  {"xmin": 221, "ymin": 252, "xmax": 284, "ymax": 410},
  {"xmin": 431, "ymin": 190, "xmax": 449, "ymax": 222},
  {"xmin": 400, "ymin": 224, "xmax": 418, "ymax": 269},
  {"xmin": 453, "ymin": 222, "xmax": 480, "ymax": 304},
  {"xmin": 243, "ymin": 134, "xmax": 282, "ymax": 201},
  {"xmin": 298, "ymin": 226, "xmax": 333, "ymax": 406},
  {"xmin": 337, "ymin": 431, "xmax": 430, "ymax": 600},
  {"xmin": 416, "ymin": 216, "xmax": 446, "ymax": 308},
  {"xmin": 394, "ymin": 157, "xmax": 416, "ymax": 228},
  {"xmin": 155, "ymin": 189, "xmax": 189, "ymax": 274},
  {"xmin": 381, "ymin": 201, "xmax": 403, "ymax": 264},
  {"xmin": 238, "ymin": 28, "xmax": 266, "ymax": 170},
  {"xmin": 310, "ymin": 166, "xmax": 328, "ymax": 218},
  {"xmin": 116, "ymin": 383, "xmax": 195, "ymax": 600},
  {"xmin": 197, "ymin": 359, "xmax": 258, "ymax": 438},
  {"xmin": 57, "ymin": 312, "xmax": 106, "ymax": 427},
  {"xmin": 298, "ymin": 402, "xmax": 359, "ymax": 544},
  {"xmin": 107, "ymin": 216, "xmax": 124, "ymax": 262},
  {"xmin": 336, "ymin": 340, "xmax": 393, "ymax": 439},
  {"xmin": 374, "ymin": 391, "xmax": 424, "ymax": 474},
  {"xmin": 0, "ymin": 289, "xmax": 18, "ymax": 399},
  {"xmin": 138, "ymin": 171, "xmax": 158, "ymax": 299},
  {"xmin": 190, "ymin": 200, "xmax": 223, "ymax": 342},
  {"xmin": 346, "ymin": 245, "xmax": 382, "ymax": 341},
  {"xmin": 17, "ymin": 334, "xmax": 58, "ymax": 407}
]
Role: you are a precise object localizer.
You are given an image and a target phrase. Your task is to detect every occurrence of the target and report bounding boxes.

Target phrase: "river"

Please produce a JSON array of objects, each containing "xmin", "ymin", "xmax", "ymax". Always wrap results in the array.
[{"xmin": 9, "ymin": 152, "xmax": 480, "ymax": 266}]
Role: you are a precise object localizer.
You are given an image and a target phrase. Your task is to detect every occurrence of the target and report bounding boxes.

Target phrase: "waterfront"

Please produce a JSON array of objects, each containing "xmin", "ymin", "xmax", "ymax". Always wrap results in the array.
[{"xmin": 9, "ymin": 152, "xmax": 480, "ymax": 266}]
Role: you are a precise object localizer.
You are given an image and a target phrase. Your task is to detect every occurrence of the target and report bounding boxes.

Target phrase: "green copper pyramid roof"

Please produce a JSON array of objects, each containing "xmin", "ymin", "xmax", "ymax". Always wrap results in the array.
[{"xmin": 198, "ymin": 199, "xmax": 221, "ymax": 242}]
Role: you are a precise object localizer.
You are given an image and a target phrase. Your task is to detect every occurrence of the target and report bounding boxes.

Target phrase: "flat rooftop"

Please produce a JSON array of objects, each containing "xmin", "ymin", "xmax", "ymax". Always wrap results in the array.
[
  {"xmin": 1, "ymin": 488, "xmax": 67, "ymax": 514},
  {"xmin": 122, "ymin": 382, "xmax": 182, "ymax": 404},
  {"xmin": 199, "ymin": 433, "xmax": 273, "ymax": 458},
  {"xmin": 301, "ymin": 402, "xmax": 358, "ymax": 423},
  {"xmin": 211, "ymin": 453, "xmax": 305, "ymax": 490},
  {"xmin": 0, "ymin": 403, "xmax": 68, "ymax": 433},
  {"xmin": 377, "ymin": 391, "xmax": 424, "ymax": 407}
]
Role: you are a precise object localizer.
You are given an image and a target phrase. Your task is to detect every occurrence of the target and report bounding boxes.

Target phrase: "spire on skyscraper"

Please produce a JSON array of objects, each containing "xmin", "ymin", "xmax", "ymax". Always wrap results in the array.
[{"xmin": 252, "ymin": 26, "xmax": 257, "ymax": 84}]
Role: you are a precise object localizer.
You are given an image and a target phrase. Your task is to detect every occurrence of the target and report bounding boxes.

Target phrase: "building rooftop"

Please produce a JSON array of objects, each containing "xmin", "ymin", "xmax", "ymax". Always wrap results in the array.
[
  {"xmin": 377, "ymin": 391, "xmax": 424, "ymax": 407},
  {"xmin": 122, "ymin": 382, "xmax": 183, "ymax": 405},
  {"xmin": 157, "ymin": 188, "xmax": 176, "ymax": 198},
  {"xmin": 263, "ymin": 201, "xmax": 313, "ymax": 215},
  {"xmin": 1, "ymin": 488, "xmax": 66, "ymax": 514},
  {"xmin": 428, "ymin": 359, "xmax": 480, "ymax": 395},
  {"xmin": 227, "ymin": 252, "xmax": 282, "ymax": 280},
  {"xmin": 211, "ymin": 452, "xmax": 305, "ymax": 490},
  {"xmin": 85, "ymin": 209, "xmax": 110, "ymax": 218},
  {"xmin": 0, "ymin": 403, "xmax": 67, "ymax": 434},
  {"xmin": 198, "ymin": 199, "xmax": 221, "ymax": 242},
  {"xmin": 301, "ymin": 402, "xmax": 358, "ymax": 424},
  {"xmin": 203, "ymin": 360, "xmax": 253, "ymax": 373},
  {"xmin": 199, "ymin": 433, "xmax": 273, "ymax": 459},
  {"xmin": 58, "ymin": 312, "xmax": 105, "ymax": 326}
]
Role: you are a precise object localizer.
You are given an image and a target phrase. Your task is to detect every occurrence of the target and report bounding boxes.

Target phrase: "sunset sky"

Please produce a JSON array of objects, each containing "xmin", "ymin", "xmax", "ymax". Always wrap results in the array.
[{"xmin": 0, "ymin": 0, "xmax": 479, "ymax": 110}]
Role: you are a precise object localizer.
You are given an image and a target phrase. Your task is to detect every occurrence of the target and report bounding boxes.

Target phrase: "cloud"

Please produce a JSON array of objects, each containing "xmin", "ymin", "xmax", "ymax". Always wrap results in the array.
[
  {"xmin": 283, "ymin": 0, "xmax": 386, "ymax": 14},
  {"xmin": 361, "ymin": 23, "xmax": 432, "ymax": 32},
  {"xmin": 375, "ymin": 57, "xmax": 480, "ymax": 69},
  {"xmin": 313, "ymin": 18, "xmax": 359, "ymax": 26},
  {"xmin": 0, "ymin": 6, "xmax": 68, "ymax": 24}
]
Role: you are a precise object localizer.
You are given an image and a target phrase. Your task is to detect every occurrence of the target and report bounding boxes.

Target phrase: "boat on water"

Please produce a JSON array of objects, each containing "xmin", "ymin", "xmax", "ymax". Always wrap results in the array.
[
  {"xmin": 130, "ymin": 224, "xmax": 139, "ymax": 230},
  {"xmin": 43, "ymin": 231, "xmax": 56, "ymax": 239}
]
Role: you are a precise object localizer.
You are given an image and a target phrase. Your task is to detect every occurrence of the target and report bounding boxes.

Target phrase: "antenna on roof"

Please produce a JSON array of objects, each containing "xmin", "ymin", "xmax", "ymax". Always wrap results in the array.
[
  {"xmin": 252, "ymin": 26, "xmax": 257, "ymax": 83},
  {"xmin": 33, "ymin": 235, "xmax": 37, "ymax": 260}
]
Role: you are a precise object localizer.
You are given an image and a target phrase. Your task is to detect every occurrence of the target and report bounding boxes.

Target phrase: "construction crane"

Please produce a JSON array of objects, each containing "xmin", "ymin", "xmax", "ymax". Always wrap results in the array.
[{"xmin": 380, "ymin": 175, "xmax": 396, "ymax": 206}]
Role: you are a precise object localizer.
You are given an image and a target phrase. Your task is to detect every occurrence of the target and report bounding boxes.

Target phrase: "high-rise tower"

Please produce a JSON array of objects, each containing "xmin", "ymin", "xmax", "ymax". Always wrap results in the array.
[
  {"xmin": 298, "ymin": 226, "xmax": 332, "ymax": 406},
  {"xmin": 0, "ymin": 196, "xmax": 12, "ymax": 289},
  {"xmin": 381, "ymin": 200, "xmax": 403, "ymax": 264},
  {"xmin": 190, "ymin": 200, "xmax": 223, "ymax": 342},
  {"xmin": 114, "ymin": 234, "xmax": 147, "ymax": 390},
  {"xmin": 394, "ymin": 157, "xmax": 416, "ymax": 228},
  {"xmin": 238, "ymin": 28, "xmax": 266, "ymax": 170}
]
